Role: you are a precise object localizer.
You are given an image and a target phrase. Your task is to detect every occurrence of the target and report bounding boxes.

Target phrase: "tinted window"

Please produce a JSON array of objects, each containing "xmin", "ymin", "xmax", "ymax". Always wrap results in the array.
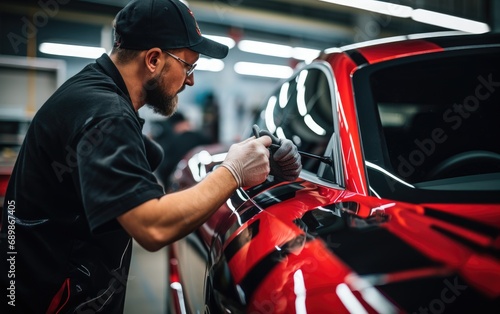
[{"xmin": 370, "ymin": 51, "xmax": 500, "ymax": 183}]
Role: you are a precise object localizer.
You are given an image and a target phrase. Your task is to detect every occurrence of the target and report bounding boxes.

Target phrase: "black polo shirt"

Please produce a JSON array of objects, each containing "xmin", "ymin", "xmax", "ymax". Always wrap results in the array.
[{"xmin": 0, "ymin": 54, "xmax": 165, "ymax": 313}]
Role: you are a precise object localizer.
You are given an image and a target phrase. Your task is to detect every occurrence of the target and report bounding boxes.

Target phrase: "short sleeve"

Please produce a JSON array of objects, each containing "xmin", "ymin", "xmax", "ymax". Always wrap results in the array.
[{"xmin": 76, "ymin": 116, "xmax": 165, "ymax": 233}]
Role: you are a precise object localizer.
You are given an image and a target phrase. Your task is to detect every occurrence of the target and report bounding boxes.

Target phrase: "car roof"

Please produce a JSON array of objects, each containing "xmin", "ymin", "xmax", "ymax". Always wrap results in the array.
[{"xmin": 322, "ymin": 31, "xmax": 500, "ymax": 66}]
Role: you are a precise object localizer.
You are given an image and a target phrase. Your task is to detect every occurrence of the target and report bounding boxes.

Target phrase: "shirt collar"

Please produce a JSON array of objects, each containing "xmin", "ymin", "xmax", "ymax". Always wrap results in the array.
[
  {"xmin": 95, "ymin": 53, "xmax": 130, "ymax": 100},
  {"xmin": 95, "ymin": 53, "xmax": 144, "ymax": 125}
]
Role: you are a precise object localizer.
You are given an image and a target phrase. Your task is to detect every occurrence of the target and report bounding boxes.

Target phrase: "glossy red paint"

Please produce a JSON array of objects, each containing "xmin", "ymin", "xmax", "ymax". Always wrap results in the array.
[
  {"xmin": 381, "ymin": 202, "xmax": 500, "ymax": 297},
  {"xmin": 227, "ymin": 213, "xmax": 300, "ymax": 284},
  {"xmin": 421, "ymin": 203, "xmax": 500, "ymax": 227},
  {"xmin": 242, "ymin": 188, "xmax": 500, "ymax": 312},
  {"xmin": 357, "ymin": 39, "xmax": 444, "ymax": 64},
  {"xmin": 327, "ymin": 53, "xmax": 369, "ymax": 195},
  {"xmin": 247, "ymin": 240, "xmax": 355, "ymax": 314}
]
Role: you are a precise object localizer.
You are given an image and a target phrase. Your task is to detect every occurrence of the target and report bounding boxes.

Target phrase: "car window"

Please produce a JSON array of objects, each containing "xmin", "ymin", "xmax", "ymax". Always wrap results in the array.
[
  {"xmin": 354, "ymin": 47, "xmax": 500, "ymax": 201},
  {"xmin": 373, "ymin": 50, "xmax": 500, "ymax": 183},
  {"xmin": 254, "ymin": 64, "xmax": 335, "ymax": 176}
]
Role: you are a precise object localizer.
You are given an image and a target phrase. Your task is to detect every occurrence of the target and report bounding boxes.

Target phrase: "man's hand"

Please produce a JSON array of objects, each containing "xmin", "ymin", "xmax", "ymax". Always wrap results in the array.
[
  {"xmin": 252, "ymin": 125, "xmax": 302, "ymax": 181},
  {"xmin": 221, "ymin": 136, "xmax": 272, "ymax": 187}
]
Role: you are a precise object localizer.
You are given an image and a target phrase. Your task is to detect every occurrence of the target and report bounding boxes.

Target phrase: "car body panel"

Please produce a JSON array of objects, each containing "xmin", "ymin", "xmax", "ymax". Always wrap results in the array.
[
  {"xmin": 200, "ymin": 178, "xmax": 500, "ymax": 313},
  {"xmin": 356, "ymin": 39, "xmax": 444, "ymax": 64}
]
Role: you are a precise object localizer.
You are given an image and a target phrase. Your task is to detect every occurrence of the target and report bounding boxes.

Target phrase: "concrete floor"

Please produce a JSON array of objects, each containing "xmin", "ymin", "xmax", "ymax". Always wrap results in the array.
[{"xmin": 124, "ymin": 240, "xmax": 168, "ymax": 313}]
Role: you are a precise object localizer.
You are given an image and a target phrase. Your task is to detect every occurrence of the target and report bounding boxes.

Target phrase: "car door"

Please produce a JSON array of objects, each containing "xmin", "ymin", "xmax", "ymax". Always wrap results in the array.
[{"xmin": 204, "ymin": 61, "xmax": 347, "ymax": 313}]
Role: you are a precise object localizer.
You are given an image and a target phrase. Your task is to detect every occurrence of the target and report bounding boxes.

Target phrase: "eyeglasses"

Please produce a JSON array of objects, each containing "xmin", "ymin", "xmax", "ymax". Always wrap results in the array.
[{"xmin": 164, "ymin": 51, "xmax": 197, "ymax": 76}]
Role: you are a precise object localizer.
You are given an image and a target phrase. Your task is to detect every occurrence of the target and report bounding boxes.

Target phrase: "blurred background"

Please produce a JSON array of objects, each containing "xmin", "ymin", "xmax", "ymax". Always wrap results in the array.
[
  {"xmin": 0, "ymin": 0, "xmax": 499, "ymax": 312},
  {"xmin": 1, "ymin": 0, "xmax": 498, "ymax": 142}
]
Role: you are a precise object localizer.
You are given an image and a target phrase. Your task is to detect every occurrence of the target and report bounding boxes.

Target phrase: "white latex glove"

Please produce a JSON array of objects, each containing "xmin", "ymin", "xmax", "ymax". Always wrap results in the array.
[{"xmin": 221, "ymin": 136, "xmax": 272, "ymax": 187}]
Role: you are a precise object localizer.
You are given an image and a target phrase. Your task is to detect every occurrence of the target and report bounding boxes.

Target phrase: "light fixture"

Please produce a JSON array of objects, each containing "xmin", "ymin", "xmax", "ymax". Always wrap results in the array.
[
  {"xmin": 204, "ymin": 34, "xmax": 236, "ymax": 49},
  {"xmin": 319, "ymin": 0, "xmax": 413, "ymax": 18},
  {"xmin": 234, "ymin": 61, "xmax": 293, "ymax": 79},
  {"xmin": 292, "ymin": 47, "xmax": 321, "ymax": 62},
  {"xmin": 196, "ymin": 58, "xmax": 225, "ymax": 72},
  {"xmin": 319, "ymin": 0, "xmax": 490, "ymax": 34},
  {"xmin": 39, "ymin": 42, "xmax": 106, "ymax": 59},
  {"xmin": 411, "ymin": 9, "xmax": 490, "ymax": 34},
  {"xmin": 238, "ymin": 40, "xmax": 293, "ymax": 58},
  {"xmin": 238, "ymin": 40, "xmax": 321, "ymax": 61}
]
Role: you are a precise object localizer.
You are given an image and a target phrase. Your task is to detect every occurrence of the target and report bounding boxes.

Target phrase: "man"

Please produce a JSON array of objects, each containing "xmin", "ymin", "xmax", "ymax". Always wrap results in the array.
[{"xmin": 0, "ymin": 0, "xmax": 301, "ymax": 313}]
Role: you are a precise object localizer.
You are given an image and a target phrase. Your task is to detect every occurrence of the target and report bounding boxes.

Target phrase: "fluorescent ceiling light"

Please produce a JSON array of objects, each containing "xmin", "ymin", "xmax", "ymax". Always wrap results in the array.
[
  {"xmin": 39, "ymin": 42, "xmax": 106, "ymax": 59},
  {"xmin": 319, "ymin": 0, "xmax": 490, "ymax": 34},
  {"xmin": 196, "ymin": 58, "xmax": 225, "ymax": 72},
  {"xmin": 292, "ymin": 47, "xmax": 321, "ymax": 61},
  {"xmin": 239, "ymin": 40, "xmax": 293, "ymax": 58},
  {"xmin": 412, "ymin": 9, "xmax": 490, "ymax": 34},
  {"xmin": 238, "ymin": 40, "xmax": 320, "ymax": 61},
  {"xmin": 319, "ymin": 0, "xmax": 412, "ymax": 18},
  {"xmin": 234, "ymin": 62, "xmax": 293, "ymax": 79},
  {"xmin": 204, "ymin": 34, "xmax": 236, "ymax": 49}
]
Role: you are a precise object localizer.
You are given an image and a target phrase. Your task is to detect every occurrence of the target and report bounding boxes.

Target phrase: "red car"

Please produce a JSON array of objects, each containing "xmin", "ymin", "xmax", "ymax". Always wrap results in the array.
[{"xmin": 167, "ymin": 32, "xmax": 500, "ymax": 313}]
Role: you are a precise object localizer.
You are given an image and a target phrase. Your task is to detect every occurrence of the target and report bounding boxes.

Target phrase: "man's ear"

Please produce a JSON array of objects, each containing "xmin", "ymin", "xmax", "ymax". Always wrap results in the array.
[{"xmin": 145, "ymin": 48, "xmax": 163, "ymax": 73}]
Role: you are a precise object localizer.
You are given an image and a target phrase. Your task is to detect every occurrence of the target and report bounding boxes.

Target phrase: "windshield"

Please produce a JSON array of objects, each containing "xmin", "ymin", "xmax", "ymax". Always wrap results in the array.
[{"xmin": 355, "ymin": 48, "xmax": 500, "ymax": 202}]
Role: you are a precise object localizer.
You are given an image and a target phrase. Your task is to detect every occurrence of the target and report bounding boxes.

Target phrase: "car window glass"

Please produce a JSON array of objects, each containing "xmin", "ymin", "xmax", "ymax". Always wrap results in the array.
[
  {"xmin": 255, "ymin": 67, "xmax": 334, "ymax": 174},
  {"xmin": 367, "ymin": 50, "xmax": 500, "ymax": 184}
]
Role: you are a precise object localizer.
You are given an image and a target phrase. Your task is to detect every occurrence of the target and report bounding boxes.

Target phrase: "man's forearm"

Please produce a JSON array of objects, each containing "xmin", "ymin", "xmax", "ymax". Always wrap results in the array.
[{"xmin": 117, "ymin": 166, "xmax": 238, "ymax": 251}]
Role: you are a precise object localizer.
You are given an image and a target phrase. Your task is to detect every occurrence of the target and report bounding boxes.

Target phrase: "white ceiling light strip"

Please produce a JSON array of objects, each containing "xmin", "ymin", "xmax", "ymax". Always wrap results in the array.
[
  {"xmin": 319, "ymin": 0, "xmax": 490, "ymax": 34},
  {"xmin": 204, "ymin": 34, "xmax": 236, "ymax": 49},
  {"xmin": 411, "ymin": 9, "xmax": 490, "ymax": 34},
  {"xmin": 234, "ymin": 61, "xmax": 293, "ymax": 79},
  {"xmin": 196, "ymin": 58, "xmax": 225, "ymax": 72},
  {"xmin": 238, "ymin": 40, "xmax": 294, "ymax": 58},
  {"xmin": 238, "ymin": 40, "xmax": 320, "ymax": 61},
  {"xmin": 292, "ymin": 47, "xmax": 321, "ymax": 62},
  {"xmin": 39, "ymin": 42, "xmax": 106, "ymax": 59},
  {"xmin": 320, "ymin": 0, "xmax": 412, "ymax": 18}
]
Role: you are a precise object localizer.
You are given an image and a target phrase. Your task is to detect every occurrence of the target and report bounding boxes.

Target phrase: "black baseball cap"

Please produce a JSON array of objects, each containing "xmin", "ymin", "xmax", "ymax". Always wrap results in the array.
[{"xmin": 114, "ymin": 0, "xmax": 228, "ymax": 59}]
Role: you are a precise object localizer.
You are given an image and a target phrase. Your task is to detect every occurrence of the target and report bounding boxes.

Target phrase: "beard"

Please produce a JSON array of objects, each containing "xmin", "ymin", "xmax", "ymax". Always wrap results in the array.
[{"xmin": 144, "ymin": 68, "xmax": 179, "ymax": 117}]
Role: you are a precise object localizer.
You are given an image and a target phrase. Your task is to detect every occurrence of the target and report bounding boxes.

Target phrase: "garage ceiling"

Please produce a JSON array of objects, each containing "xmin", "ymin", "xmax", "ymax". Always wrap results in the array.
[
  {"xmin": 81, "ymin": 0, "xmax": 494, "ymax": 46},
  {"xmin": 2, "ymin": 0, "xmax": 495, "ymax": 51}
]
